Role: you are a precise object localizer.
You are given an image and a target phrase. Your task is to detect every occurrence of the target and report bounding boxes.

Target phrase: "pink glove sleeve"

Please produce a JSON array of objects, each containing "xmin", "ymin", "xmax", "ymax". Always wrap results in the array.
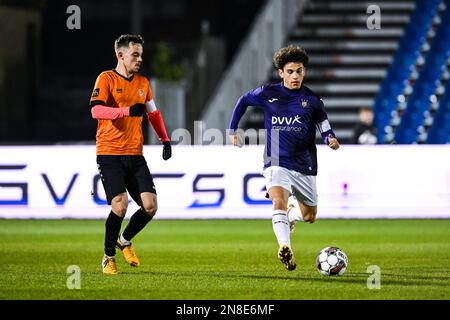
[{"xmin": 91, "ymin": 105, "xmax": 130, "ymax": 120}]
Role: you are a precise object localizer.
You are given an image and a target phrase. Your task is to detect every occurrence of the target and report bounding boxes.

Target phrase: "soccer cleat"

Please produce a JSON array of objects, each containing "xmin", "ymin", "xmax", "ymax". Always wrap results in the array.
[
  {"xmin": 278, "ymin": 243, "xmax": 297, "ymax": 271},
  {"xmin": 116, "ymin": 239, "xmax": 140, "ymax": 267},
  {"xmin": 102, "ymin": 255, "xmax": 118, "ymax": 275}
]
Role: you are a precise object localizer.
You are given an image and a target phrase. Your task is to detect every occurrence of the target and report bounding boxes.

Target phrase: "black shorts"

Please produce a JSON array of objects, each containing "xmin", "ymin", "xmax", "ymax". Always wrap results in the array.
[{"xmin": 96, "ymin": 155, "xmax": 156, "ymax": 205}]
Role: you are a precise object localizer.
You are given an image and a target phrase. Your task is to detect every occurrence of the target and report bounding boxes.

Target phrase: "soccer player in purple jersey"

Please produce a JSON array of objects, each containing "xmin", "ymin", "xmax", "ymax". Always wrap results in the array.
[{"xmin": 228, "ymin": 45, "xmax": 339, "ymax": 271}]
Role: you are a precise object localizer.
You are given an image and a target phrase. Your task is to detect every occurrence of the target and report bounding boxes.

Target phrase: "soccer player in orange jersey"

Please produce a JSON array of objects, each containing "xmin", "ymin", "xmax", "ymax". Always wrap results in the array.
[{"xmin": 90, "ymin": 34, "xmax": 172, "ymax": 275}]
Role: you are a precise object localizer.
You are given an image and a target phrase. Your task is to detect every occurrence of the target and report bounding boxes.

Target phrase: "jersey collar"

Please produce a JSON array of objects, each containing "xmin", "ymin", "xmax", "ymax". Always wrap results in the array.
[
  {"xmin": 113, "ymin": 69, "xmax": 134, "ymax": 82},
  {"xmin": 279, "ymin": 82, "xmax": 304, "ymax": 95}
]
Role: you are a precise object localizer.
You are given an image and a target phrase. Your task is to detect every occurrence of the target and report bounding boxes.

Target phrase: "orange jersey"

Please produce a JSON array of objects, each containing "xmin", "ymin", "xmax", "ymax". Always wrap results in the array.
[{"xmin": 90, "ymin": 70, "xmax": 153, "ymax": 155}]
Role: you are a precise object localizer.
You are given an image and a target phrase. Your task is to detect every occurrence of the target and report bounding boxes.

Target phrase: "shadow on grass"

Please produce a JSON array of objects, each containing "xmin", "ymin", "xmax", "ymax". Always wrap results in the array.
[
  {"xmin": 114, "ymin": 270, "xmax": 450, "ymax": 287},
  {"xmin": 237, "ymin": 273, "xmax": 450, "ymax": 287}
]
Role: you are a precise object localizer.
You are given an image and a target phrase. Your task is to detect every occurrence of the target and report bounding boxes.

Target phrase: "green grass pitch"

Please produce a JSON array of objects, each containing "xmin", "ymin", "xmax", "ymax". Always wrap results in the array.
[{"xmin": 0, "ymin": 219, "xmax": 449, "ymax": 300}]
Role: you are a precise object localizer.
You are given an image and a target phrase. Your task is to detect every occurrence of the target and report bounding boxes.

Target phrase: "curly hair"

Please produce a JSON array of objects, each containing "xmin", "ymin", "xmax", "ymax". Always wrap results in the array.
[{"xmin": 273, "ymin": 45, "xmax": 309, "ymax": 70}]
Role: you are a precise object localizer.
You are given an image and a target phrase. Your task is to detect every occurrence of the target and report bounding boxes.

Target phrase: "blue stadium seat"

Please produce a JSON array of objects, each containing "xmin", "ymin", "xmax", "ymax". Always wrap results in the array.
[
  {"xmin": 373, "ymin": 0, "xmax": 442, "ymax": 143},
  {"xmin": 394, "ymin": 2, "xmax": 450, "ymax": 144},
  {"xmin": 426, "ymin": 81, "xmax": 450, "ymax": 143}
]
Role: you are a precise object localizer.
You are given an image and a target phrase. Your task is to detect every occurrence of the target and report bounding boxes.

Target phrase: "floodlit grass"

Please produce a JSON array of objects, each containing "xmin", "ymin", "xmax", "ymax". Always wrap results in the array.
[{"xmin": 0, "ymin": 219, "xmax": 449, "ymax": 300}]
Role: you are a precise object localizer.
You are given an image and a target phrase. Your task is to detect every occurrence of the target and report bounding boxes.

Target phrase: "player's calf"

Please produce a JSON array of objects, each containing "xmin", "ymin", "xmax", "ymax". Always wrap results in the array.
[
  {"xmin": 303, "ymin": 213, "xmax": 316, "ymax": 223},
  {"xmin": 300, "ymin": 204, "xmax": 317, "ymax": 224},
  {"xmin": 302, "ymin": 209, "xmax": 317, "ymax": 223},
  {"xmin": 287, "ymin": 196, "xmax": 317, "ymax": 232}
]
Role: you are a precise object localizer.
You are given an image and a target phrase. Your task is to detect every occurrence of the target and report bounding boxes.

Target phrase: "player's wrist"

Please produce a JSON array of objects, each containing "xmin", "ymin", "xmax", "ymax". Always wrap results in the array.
[{"xmin": 129, "ymin": 103, "xmax": 146, "ymax": 117}]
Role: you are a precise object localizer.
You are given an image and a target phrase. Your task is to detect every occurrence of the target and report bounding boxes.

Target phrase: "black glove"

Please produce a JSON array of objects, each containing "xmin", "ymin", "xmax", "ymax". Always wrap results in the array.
[
  {"xmin": 162, "ymin": 141, "xmax": 172, "ymax": 160},
  {"xmin": 129, "ymin": 103, "xmax": 146, "ymax": 117}
]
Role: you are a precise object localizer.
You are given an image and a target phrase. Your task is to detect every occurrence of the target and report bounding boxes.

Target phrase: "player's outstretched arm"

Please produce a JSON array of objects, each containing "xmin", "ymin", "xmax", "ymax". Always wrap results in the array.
[{"xmin": 228, "ymin": 91, "xmax": 259, "ymax": 148}]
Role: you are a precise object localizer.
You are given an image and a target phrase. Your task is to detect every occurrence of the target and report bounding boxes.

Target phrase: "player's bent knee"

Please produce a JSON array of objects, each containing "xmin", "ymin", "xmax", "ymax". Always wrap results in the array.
[
  {"xmin": 142, "ymin": 205, "xmax": 157, "ymax": 217},
  {"xmin": 111, "ymin": 200, "xmax": 127, "ymax": 216},
  {"xmin": 111, "ymin": 194, "xmax": 128, "ymax": 217},
  {"xmin": 272, "ymin": 197, "xmax": 287, "ymax": 211},
  {"xmin": 112, "ymin": 205, "xmax": 127, "ymax": 217}
]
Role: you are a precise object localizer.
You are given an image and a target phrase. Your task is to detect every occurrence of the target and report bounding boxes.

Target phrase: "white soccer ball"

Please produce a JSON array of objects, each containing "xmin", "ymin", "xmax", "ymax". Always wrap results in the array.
[{"xmin": 316, "ymin": 246, "xmax": 348, "ymax": 276}]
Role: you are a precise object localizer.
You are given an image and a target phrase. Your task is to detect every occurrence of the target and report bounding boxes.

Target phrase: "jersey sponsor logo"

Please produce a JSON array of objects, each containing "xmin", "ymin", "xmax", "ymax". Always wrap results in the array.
[
  {"xmin": 138, "ymin": 89, "xmax": 144, "ymax": 97},
  {"xmin": 301, "ymin": 99, "xmax": 309, "ymax": 108},
  {"xmin": 271, "ymin": 115, "xmax": 302, "ymax": 126},
  {"xmin": 268, "ymin": 98, "xmax": 278, "ymax": 103},
  {"xmin": 91, "ymin": 88, "xmax": 100, "ymax": 98},
  {"xmin": 116, "ymin": 88, "xmax": 123, "ymax": 93}
]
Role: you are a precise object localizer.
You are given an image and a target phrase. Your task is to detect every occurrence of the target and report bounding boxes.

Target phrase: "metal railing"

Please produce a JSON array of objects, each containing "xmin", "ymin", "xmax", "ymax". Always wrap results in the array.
[
  {"xmin": 149, "ymin": 78, "xmax": 186, "ymax": 144},
  {"xmin": 199, "ymin": 0, "xmax": 307, "ymax": 135}
]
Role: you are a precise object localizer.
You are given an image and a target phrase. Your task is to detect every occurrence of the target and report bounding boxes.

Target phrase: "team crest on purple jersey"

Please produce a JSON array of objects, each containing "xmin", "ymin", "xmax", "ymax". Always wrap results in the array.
[{"xmin": 301, "ymin": 99, "xmax": 309, "ymax": 108}]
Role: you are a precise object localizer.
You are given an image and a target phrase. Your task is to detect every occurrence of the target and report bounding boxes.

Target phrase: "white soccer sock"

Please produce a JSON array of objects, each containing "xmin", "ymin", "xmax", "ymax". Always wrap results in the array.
[
  {"xmin": 120, "ymin": 233, "xmax": 131, "ymax": 246},
  {"xmin": 288, "ymin": 205, "xmax": 304, "ymax": 223},
  {"xmin": 272, "ymin": 210, "xmax": 291, "ymax": 247}
]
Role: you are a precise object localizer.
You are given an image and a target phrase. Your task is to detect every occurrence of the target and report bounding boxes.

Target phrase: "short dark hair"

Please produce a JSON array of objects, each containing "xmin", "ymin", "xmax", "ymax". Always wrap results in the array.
[
  {"xmin": 273, "ymin": 45, "xmax": 309, "ymax": 70},
  {"xmin": 114, "ymin": 34, "xmax": 144, "ymax": 52}
]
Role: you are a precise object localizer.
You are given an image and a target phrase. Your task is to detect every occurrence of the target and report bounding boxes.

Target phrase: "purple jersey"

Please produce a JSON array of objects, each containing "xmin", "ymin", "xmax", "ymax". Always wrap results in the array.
[{"xmin": 229, "ymin": 83, "xmax": 335, "ymax": 175}]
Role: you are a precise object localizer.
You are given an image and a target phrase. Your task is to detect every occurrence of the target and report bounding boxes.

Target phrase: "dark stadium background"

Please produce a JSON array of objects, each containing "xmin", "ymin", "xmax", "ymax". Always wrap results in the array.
[
  {"xmin": 2, "ymin": 0, "xmax": 449, "ymax": 145},
  {"xmin": 0, "ymin": 0, "xmax": 263, "ymax": 144}
]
